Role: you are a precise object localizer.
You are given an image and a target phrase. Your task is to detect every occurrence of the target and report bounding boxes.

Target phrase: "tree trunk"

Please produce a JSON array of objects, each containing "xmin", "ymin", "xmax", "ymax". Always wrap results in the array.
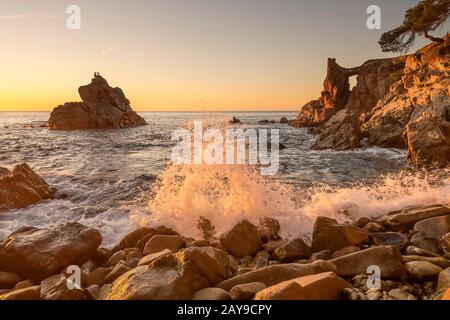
[{"xmin": 424, "ymin": 31, "xmax": 444, "ymax": 43}]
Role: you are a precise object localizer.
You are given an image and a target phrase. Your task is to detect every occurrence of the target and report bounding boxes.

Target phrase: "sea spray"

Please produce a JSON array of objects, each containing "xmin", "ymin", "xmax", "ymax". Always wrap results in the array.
[{"xmin": 143, "ymin": 118, "xmax": 450, "ymax": 239}]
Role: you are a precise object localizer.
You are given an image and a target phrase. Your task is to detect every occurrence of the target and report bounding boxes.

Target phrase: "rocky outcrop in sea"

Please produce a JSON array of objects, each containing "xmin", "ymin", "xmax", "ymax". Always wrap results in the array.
[
  {"xmin": 291, "ymin": 36, "xmax": 450, "ymax": 167},
  {"xmin": 0, "ymin": 164, "xmax": 55, "ymax": 212},
  {"xmin": 48, "ymin": 73, "xmax": 147, "ymax": 130}
]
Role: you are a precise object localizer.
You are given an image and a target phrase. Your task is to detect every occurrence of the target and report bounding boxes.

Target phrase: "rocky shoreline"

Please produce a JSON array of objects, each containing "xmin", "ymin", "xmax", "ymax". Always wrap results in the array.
[
  {"xmin": 1, "ymin": 201, "xmax": 449, "ymax": 300},
  {"xmin": 290, "ymin": 35, "xmax": 450, "ymax": 168}
]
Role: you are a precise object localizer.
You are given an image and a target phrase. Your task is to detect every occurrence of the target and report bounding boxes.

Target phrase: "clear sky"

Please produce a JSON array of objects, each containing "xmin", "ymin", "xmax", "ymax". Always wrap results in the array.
[{"xmin": 0, "ymin": 0, "xmax": 449, "ymax": 112}]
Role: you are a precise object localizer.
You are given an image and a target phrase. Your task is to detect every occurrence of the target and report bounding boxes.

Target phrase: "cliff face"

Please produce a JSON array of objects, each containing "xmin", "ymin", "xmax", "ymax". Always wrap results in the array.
[
  {"xmin": 362, "ymin": 37, "xmax": 450, "ymax": 152},
  {"xmin": 49, "ymin": 74, "xmax": 147, "ymax": 130},
  {"xmin": 293, "ymin": 35, "xmax": 450, "ymax": 167}
]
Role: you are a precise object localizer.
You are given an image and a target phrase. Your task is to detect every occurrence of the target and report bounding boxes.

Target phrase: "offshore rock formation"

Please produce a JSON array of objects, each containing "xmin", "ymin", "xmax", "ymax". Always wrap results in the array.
[
  {"xmin": 48, "ymin": 73, "xmax": 147, "ymax": 130},
  {"xmin": 293, "ymin": 35, "xmax": 450, "ymax": 167},
  {"xmin": 291, "ymin": 57, "xmax": 405, "ymax": 128},
  {"xmin": 0, "ymin": 163, "xmax": 55, "ymax": 212}
]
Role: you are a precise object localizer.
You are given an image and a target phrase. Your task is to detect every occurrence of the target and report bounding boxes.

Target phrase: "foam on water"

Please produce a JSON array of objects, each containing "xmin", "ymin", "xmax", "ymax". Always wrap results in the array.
[{"xmin": 1, "ymin": 112, "xmax": 449, "ymax": 245}]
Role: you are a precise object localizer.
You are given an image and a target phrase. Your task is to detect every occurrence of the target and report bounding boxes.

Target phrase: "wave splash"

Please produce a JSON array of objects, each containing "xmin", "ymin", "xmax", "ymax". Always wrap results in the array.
[{"xmin": 144, "ymin": 159, "xmax": 450, "ymax": 240}]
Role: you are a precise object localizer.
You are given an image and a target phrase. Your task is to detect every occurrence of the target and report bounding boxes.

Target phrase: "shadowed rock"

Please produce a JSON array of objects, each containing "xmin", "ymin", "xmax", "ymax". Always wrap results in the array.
[
  {"xmin": 0, "ymin": 222, "xmax": 102, "ymax": 282},
  {"xmin": 0, "ymin": 163, "xmax": 55, "ymax": 212}
]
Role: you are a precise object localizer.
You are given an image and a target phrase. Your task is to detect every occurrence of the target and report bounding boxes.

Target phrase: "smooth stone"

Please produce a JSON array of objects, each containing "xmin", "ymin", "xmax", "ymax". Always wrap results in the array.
[
  {"xmin": 230, "ymin": 282, "xmax": 267, "ymax": 300},
  {"xmin": 405, "ymin": 261, "xmax": 443, "ymax": 280},
  {"xmin": 254, "ymin": 272, "xmax": 351, "ymax": 300},
  {"xmin": 193, "ymin": 288, "xmax": 231, "ymax": 300}
]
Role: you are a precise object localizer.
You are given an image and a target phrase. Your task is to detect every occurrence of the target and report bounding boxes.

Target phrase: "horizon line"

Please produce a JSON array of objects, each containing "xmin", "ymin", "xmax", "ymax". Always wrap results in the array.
[{"xmin": 0, "ymin": 109, "xmax": 300, "ymax": 113}]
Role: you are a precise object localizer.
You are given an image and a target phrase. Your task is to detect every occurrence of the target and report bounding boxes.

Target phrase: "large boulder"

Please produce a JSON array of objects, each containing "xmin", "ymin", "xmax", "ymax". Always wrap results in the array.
[
  {"xmin": 312, "ymin": 217, "xmax": 369, "ymax": 252},
  {"xmin": 410, "ymin": 215, "xmax": 450, "ymax": 254},
  {"xmin": 102, "ymin": 246, "xmax": 231, "ymax": 300},
  {"xmin": 273, "ymin": 238, "xmax": 311, "ymax": 262},
  {"xmin": 49, "ymin": 73, "xmax": 147, "ymax": 130},
  {"xmin": 40, "ymin": 273, "xmax": 84, "ymax": 300},
  {"xmin": 142, "ymin": 235, "xmax": 186, "ymax": 255},
  {"xmin": 403, "ymin": 112, "xmax": 450, "ymax": 167},
  {"xmin": 0, "ymin": 222, "xmax": 102, "ymax": 282},
  {"xmin": 312, "ymin": 110, "xmax": 362, "ymax": 150},
  {"xmin": 0, "ymin": 163, "xmax": 55, "ymax": 212},
  {"xmin": 215, "ymin": 260, "xmax": 336, "ymax": 291},
  {"xmin": 329, "ymin": 246, "xmax": 406, "ymax": 278},
  {"xmin": 254, "ymin": 272, "xmax": 351, "ymax": 300},
  {"xmin": 382, "ymin": 204, "xmax": 450, "ymax": 231},
  {"xmin": 219, "ymin": 220, "xmax": 262, "ymax": 258}
]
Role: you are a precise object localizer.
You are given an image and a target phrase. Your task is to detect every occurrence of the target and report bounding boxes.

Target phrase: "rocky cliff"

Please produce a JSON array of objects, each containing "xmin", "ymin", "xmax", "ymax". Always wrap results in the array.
[
  {"xmin": 48, "ymin": 74, "xmax": 147, "ymax": 130},
  {"xmin": 293, "ymin": 35, "xmax": 450, "ymax": 167}
]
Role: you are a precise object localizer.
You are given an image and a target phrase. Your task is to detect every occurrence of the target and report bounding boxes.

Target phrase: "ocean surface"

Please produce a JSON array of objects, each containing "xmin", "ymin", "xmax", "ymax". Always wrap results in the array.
[{"xmin": 1, "ymin": 112, "xmax": 449, "ymax": 245}]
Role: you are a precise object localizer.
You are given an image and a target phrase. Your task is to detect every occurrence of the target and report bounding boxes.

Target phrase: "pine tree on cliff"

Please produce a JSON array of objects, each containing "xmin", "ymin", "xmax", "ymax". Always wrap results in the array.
[{"xmin": 379, "ymin": 0, "xmax": 450, "ymax": 52}]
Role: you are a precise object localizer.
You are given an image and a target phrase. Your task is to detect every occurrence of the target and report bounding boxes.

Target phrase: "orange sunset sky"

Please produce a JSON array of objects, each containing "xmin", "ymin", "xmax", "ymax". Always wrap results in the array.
[{"xmin": 0, "ymin": 0, "xmax": 447, "ymax": 112}]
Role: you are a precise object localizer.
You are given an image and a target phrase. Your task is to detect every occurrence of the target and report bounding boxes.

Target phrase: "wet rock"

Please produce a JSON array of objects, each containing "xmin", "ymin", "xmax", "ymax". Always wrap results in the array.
[
  {"xmin": 262, "ymin": 240, "xmax": 287, "ymax": 253},
  {"xmin": 370, "ymin": 232, "xmax": 409, "ymax": 250},
  {"xmin": 118, "ymin": 226, "xmax": 177, "ymax": 251},
  {"xmin": 230, "ymin": 282, "xmax": 267, "ymax": 300},
  {"xmin": 331, "ymin": 246, "xmax": 361, "ymax": 259},
  {"xmin": 330, "ymin": 246, "xmax": 406, "ymax": 278},
  {"xmin": 215, "ymin": 261, "xmax": 336, "ymax": 291},
  {"xmin": 0, "ymin": 285, "xmax": 41, "ymax": 300},
  {"xmin": 383, "ymin": 204, "xmax": 450, "ymax": 231},
  {"xmin": 312, "ymin": 217, "xmax": 369, "ymax": 252},
  {"xmin": 106, "ymin": 251, "xmax": 126, "ymax": 267},
  {"xmin": 40, "ymin": 273, "xmax": 84, "ymax": 300},
  {"xmin": 142, "ymin": 235, "xmax": 186, "ymax": 255},
  {"xmin": 229, "ymin": 117, "xmax": 241, "ymax": 124},
  {"xmin": 0, "ymin": 222, "xmax": 102, "ymax": 282},
  {"xmin": 0, "ymin": 271, "xmax": 21, "ymax": 290},
  {"xmin": 102, "ymin": 246, "xmax": 231, "ymax": 300},
  {"xmin": 0, "ymin": 163, "xmax": 55, "ymax": 212},
  {"xmin": 220, "ymin": 220, "xmax": 262, "ymax": 258},
  {"xmin": 404, "ymin": 112, "xmax": 450, "ymax": 167},
  {"xmin": 49, "ymin": 73, "xmax": 147, "ymax": 130},
  {"xmin": 258, "ymin": 217, "xmax": 280, "ymax": 241},
  {"xmin": 273, "ymin": 238, "xmax": 312, "ymax": 262},
  {"xmin": 279, "ymin": 117, "xmax": 289, "ymax": 124},
  {"xmin": 405, "ymin": 261, "xmax": 442, "ymax": 280},
  {"xmin": 193, "ymin": 287, "xmax": 231, "ymax": 300},
  {"xmin": 254, "ymin": 271, "xmax": 350, "ymax": 300},
  {"xmin": 138, "ymin": 249, "xmax": 173, "ymax": 267}
]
